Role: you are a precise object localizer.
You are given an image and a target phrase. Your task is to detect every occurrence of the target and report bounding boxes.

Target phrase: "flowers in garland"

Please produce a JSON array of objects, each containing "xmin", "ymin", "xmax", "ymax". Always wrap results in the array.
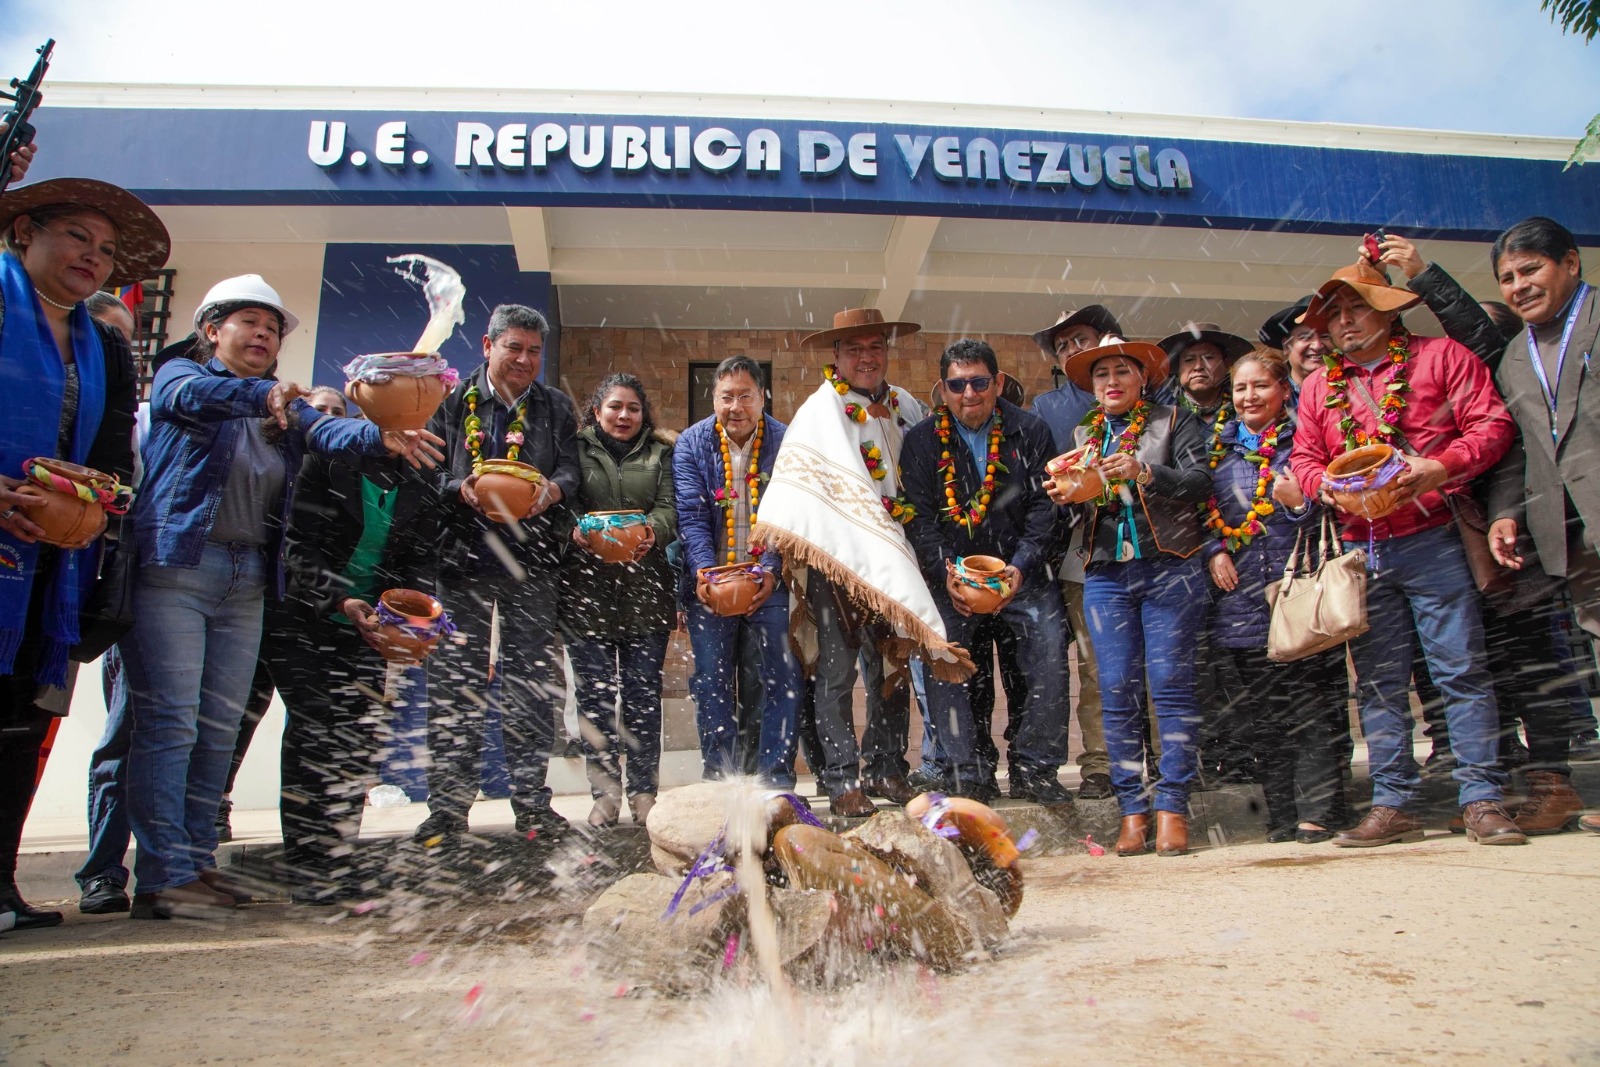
[
  {"xmin": 716, "ymin": 419, "xmax": 765, "ymax": 564},
  {"xmin": 861, "ymin": 442, "xmax": 886, "ymax": 480},
  {"xmin": 1322, "ymin": 327, "xmax": 1412, "ymax": 452},
  {"xmin": 935, "ymin": 407, "xmax": 1006, "ymax": 535},
  {"xmin": 1202, "ymin": 401, "xmax": 1235, "ymax": 470},
  {"xmin": 824, "ymin": 364, "xmax": 905, "ymax": 426},
  {"xmin": 463, "ymin": 381, "xmax": 527, "ymax": 472},
  {"xmin": 1080, "ymin": 401, "xmax": 1152, "ymax": 499},
  {"xmin": 883, "ymin": 495, "xmax": 916, "ymax": 524},
  {"xmin": 1203, "ymin": 420, "xmax": 1283, "ymax": 551}
]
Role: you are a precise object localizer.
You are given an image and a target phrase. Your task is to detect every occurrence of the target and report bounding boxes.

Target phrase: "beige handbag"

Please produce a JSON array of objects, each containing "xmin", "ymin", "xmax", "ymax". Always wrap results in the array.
[{"xmin": 1265, "ymin": 513, "xmax": 1369, "ymax": 663}]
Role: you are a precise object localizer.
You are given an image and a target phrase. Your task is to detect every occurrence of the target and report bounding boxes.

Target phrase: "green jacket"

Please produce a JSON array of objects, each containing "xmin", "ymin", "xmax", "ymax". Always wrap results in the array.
[{"xmin": 560, "ymin": 425, "xmax": 678, "ymax": 638}]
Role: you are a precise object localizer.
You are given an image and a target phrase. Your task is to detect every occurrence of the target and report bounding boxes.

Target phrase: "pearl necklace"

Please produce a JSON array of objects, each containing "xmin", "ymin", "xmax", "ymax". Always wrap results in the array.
[{"xmin": 36, "ymin": 289, "xmax": 80, "ymax": 312}]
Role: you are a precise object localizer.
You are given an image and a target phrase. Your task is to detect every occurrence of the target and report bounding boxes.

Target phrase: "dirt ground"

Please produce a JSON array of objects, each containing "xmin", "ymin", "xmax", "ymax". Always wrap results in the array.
[{"xmin": 4, "ymin": 830, "xmax": 1599, "ymax": 1067}]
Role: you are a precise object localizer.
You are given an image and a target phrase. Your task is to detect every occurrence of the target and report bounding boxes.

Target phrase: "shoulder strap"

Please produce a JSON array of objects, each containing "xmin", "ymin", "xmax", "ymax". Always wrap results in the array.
[{"xmin": 1348, "ymin": 375, "xmax": 1417, "ymax": 456}]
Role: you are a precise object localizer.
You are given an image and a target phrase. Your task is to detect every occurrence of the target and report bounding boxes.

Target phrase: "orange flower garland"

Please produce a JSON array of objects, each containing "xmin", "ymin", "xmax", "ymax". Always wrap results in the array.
[
  {"xmin": 1323, "ymin": 326, "xmax": 1411, "ymax": 452},
  {"xmin": 1080, "ymin": 401, "xmax": 1152, "ymax": 499},
  {"xmin": 1203, "ymin": 420, "xmax": 1283, "ymax": 552},
  {"xmin": 935, "ymin": 406, "xmax": 1005, "ymax": 534},
  {"xmin": 716, "ymin": 419, "xmax": 764, "ymax": 564}
]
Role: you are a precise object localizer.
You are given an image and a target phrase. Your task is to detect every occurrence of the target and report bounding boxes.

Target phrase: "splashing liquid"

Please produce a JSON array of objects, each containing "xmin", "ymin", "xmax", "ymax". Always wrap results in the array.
[{"xmin": 388, "ymin": 253, "xmax": 466, "ymax": 354}]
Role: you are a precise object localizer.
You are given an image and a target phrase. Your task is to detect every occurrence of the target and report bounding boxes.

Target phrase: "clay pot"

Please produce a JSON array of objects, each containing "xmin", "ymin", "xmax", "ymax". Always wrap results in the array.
[
  {"xmin": 952, "ymin": 554, "xmax": 1011, "ymax": 615},
  {"xmin": 1045, "ymin": 446, "xmax": 1105, "ymax": 504},
  {"xmin": 1324, "ymin": 444, "xmax": 1406, "ymax": 521},
  {"xmin": 698, "ymin": 562, "xmax": 765, "ymax": 617},
  {"xmin": 344, "ymin": 354, "xmax": 450, "ymax": 431},
  {"xmin": 474, "ymin": 460, "xmax": 544, "ymax": 524},
  {"xmin": 15, "ymin": 459, "xmax": 109, "ymax": 548},
  {"xmin": 375, "ymin": 588, "xmax": 446, "ymax": 664},
  {"xmin": 585, "ymin": 510, "xmax": 651, "ymax": 564}
]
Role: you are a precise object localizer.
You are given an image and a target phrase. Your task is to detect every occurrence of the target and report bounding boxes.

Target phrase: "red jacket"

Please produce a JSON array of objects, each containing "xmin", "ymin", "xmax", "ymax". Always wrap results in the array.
[{"xmin": 1290, "ymin": 334, "xmax": 1515, "ymax": 542}]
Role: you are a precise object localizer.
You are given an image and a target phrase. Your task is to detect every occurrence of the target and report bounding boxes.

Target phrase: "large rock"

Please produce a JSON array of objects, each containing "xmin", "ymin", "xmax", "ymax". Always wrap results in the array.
[
  {"xmin": 646, "ymin": 781, "xmax": 741, "ymax": 876},
  {"xmin": 582, "ymin": 871, "xmax": 740, "ymax": 996},
  {"xmin": 844, "ymin": 811, "xmax": 1010, "ymax": 949}
]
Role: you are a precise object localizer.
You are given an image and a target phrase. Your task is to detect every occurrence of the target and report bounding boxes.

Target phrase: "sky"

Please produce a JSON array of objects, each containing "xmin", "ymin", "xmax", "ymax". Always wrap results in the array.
[{"xmin": 2, "ymin": 0, "xmax": 1596, "ymax": 142}]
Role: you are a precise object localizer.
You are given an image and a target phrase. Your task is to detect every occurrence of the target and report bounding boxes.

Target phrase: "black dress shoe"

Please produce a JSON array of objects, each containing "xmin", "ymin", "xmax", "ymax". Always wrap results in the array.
[
  {"xmin": 412, "ymin": 811, "xmax": 467, "ymax": 845},
  {"xmin": 78, "ymin": 874, "xmax": 131, "ymax": 914},
  {"xmin": 1295, "ymin": 827, "xmax": 1335, "ymax": 844},
  {"xmin": 1, "ymin": 883, "xmax": 63, "ymax": 930},
  {"xmin": 1266, "ymin": 825, "xmax": 1299, "ymax": 843},
  {"xmin": 515, "ymin": 807, "xmax": 572, "ymax": 841},
  {"xmin": 1076, "ymin": 772, "xmax": 1114, "ymax": 800},
  {"xmin": 905, "ymin": 767, "xmax": 944, "ymax": 792},
  {"xmin": 1010, "ymin": 772, "xmax": 1074, "ymax": 807}
]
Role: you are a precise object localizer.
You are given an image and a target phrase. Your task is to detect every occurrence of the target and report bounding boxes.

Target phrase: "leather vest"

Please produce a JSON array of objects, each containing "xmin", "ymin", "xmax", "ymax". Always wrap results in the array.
[{"xmin": 1075, "ymin": 404, "xmax": 1205, "ymax": 560}]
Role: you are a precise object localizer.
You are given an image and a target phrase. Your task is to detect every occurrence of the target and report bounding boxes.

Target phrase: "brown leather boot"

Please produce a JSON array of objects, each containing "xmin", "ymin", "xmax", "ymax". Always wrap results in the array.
[
  {"xmin": 1331, "ymin": 806, "xmax": 1425, "ymax": 848},
  {"xmin": 1461, "ymin": 800, "xmax": 1528, "ymax": 845},
  {"xmin": 863, "ymin": 776, "xmax": 918, "ymax": 805},
  {"xmin": 1155, "ymin": 811, "xmax": 1189, "ymax": 856},
  {"xmin": 1513, "ymin": 771, "xmax": 1584, "ymax": 835},
  {"xmin": 828, "ymin": 787, "xmax": 876, "ymax": 818},
  {"xmin": 1116, "ymin": 814, "xmax": 1151, "ymax": 856},
  {"xmin": 130, "ymin": 879, "xmax": 236, "ymax": 920},
  {"xmin": 198, "ymin": 867, "xmax": 254, "ymax": 905}
]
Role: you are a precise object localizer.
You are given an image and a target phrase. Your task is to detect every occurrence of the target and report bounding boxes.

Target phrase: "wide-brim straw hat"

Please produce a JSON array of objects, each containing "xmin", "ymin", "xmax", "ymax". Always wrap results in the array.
[
  {"xmin": 1157, "ymin": 321, "xmax": 1255, "ymax": 364},
  {"xmin": 801, "ymin": 307, "xmax": 921, "ymax": 349},
  {"xmin": 1031, "ymin": 304, "xmax": 1123, "ymax": 357},
  {"xmin": 1063, "ymin": 335, "xmax": 1169, "ymax": 391},
  {"xmin": 0, "ymin": 177, "xmax": 170, "ymax": 287},
  {"xmin": 1302, "ymin": 259, "xmax": 1422, "ymax": 329}
]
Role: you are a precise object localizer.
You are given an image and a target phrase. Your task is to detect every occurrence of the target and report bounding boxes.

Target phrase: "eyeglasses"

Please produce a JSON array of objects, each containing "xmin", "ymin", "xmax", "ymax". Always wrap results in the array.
[{"xmin": 944, "ymin": 376, "xmax": 993, "ymax": 394}]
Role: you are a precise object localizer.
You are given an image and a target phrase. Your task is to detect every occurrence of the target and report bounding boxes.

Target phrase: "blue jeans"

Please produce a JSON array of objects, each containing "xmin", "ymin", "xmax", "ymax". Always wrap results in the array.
[
  {"xmin": 925, "ymin": 577, "xmax": 1070, "ymax": 784},
  {"xmin": 123, "ymin": 543, "xmax": 267, "ymax": 893},
  {"xmin": 75, "ymin": 646, "xmax": 133, "ymax": 890},
  {"xmin": 1084, "ymin": 554, "xmax": 1208, "ymax": 816},
  {"xmin": 568, "ymin": 631, "xmax": 669, "ymax": 797},
  {"xmin": 687, "ymin": 596, "xmax": 801, "ymax": 787},
  {"xmin": 1350, "ymin": 524, "xmax": 1503, "ymax": 809}
]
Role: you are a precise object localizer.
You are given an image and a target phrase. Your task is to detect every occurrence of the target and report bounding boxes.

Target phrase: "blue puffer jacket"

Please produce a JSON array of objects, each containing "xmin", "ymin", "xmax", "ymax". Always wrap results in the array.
[
  {"xmin": 672, "ymin": 412, "xmax": 787, "ymax": 607},
  {"xmin": 1205, "ymin": 416, "xmax": 1318, "ymax": 650},
  {"xmin": 135, "ymin": 356, "xmax": 393, "ymax": 598}
]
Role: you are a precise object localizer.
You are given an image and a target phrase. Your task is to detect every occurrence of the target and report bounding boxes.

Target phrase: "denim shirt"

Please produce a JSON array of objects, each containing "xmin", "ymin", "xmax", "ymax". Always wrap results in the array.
[{"xmin": 134, "ymin": 356, "xmax": 389, "ymax": 597}]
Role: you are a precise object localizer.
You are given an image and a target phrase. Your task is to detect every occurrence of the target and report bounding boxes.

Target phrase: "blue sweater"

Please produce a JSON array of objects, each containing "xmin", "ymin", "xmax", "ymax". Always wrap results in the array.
[{"xmin": 1205, "ymin": 417, "xmax": 1317, "ymax": 650}]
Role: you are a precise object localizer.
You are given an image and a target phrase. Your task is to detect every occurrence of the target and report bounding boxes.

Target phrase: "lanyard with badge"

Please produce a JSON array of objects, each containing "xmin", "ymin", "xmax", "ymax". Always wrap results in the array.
[
  {"xmin": 1526, "ymin": 281, "xmax": 1592, "ymax": 441},
  {"xmin": 1098, "ymin": 419, "xmax": 1141, "ymax": 562}
]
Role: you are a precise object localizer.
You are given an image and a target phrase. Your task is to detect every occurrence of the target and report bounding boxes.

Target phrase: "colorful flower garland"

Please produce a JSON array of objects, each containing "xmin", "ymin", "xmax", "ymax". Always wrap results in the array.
[
  {"xmin": 935, "ymin": 406, "xmax": 1006, "ymax": 534},
  {"xmin": 1322, "ymin": 327, "xmax": 1412, "ymax": 452},
  {"xmin": 1080, "ymin": 401, "xmax": 1152, "ymax": 499},
  {"xmin": 1202, "ymin": 420, "xmax": 1283, "ymax": 552},
  {"xmin": 463, "ymin": 380, "xmax": 526, "ymax": 472},
  {"xmin": 824, "ymin": 363, "xmax": 904, "ymax": 426},
  {"xmin": 716, "ymin": 419, "xmax": 765, "ymax": 564},
  {"xmin": 883, "ymin": 495, "xmax": 915, "ymax": 524},
  {"xmin": 861, "ymin": 442, "xmax": 886, "ymax": 480},
  {"xmin": 1200, "ymin": 400, "xmax": 1235, "ymax": 470}
]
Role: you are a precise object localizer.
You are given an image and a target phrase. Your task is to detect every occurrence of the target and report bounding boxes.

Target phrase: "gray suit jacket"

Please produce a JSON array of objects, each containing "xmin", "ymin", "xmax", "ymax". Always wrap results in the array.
[{"xmin": 1487, "ymin": 287, "xmax": 1600, "ymax": 577}]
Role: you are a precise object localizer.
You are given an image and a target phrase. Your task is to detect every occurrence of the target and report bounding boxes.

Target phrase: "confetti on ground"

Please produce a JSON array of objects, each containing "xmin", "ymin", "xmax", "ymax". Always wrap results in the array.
[
  {"xmin": 351, "ymin": 901, "xmax": 378, "ymax": 915},
  {"xmin": 1016, "ymin": 828, "xmax": 1040, "ymax": 851},
  {"xmin": 1081, "ymin": 833, "xmax": 1105, "ymax": 857},
  {"xmin": 722, "ymin": 932, "xmax": 740, "ymax": 969},
  {"xmin": 407, "ymin": 951, "xmax": 430, "ymax": 966},
  {"xmin": 1291, "ymin": 1009, "xmax": 1321, "ymax": 1022},
  {"xmin": 465, "ymin": 984, "xmax": 484, "ymax": 1005}
]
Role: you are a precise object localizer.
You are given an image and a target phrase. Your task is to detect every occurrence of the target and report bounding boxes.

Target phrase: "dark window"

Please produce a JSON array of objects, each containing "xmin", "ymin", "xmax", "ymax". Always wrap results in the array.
[{"xmin": 688, "ymin": 359, "xmax": 773, "ymax": 426}]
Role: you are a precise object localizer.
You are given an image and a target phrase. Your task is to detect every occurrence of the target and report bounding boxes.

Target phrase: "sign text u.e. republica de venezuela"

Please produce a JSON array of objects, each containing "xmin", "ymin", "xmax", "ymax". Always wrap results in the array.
[{"xmin": 306, "ymin": 118, "xmax": 1195, "ymax": 192}]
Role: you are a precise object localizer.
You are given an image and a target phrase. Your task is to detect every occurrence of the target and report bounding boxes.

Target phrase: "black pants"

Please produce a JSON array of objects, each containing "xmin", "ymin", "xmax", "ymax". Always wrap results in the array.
[
  {"xmin": 1226, "ymin": 645, "xmax": 1345, "ymax": 832},
  {"xmin": 428, "ymin": 569, "xmax": 560, "ymax": 821},
  {"xmin": 966, "ymin": 614, "xmax": 1027, "ymax": 784},
  {"xmin": 261, "ymin": 615, "xmax": 386, "ymax": 883},
  {"xmin": 1200, "ymin": 626, "xmax": 1252, "ymax": 777},
  {"xmin": 0, "ymin": 684, "xmax": 51, "ymax": 883},
  {"xmin": 223, "ymin": 656, "xmax": 276, "ymax": 795}
]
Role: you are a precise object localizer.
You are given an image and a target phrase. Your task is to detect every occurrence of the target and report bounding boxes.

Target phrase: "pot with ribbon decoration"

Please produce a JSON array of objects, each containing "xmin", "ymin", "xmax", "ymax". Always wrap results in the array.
[
  {"xmin": 905, "ymin": 791, "xmax": 1025, "ymax": 917},
  {"xmin": 578, "ymin": 509, "xmax": 651, "ymax": 564},
  {"xmin": 474, "ymin": 459, "xmax": 544, "ymax": 524},
  {"xmin": 15, "ymin": 458, "xmax": 133, "ymax": 548},
  {"xmin": 1323, "ymin": 444, "xmax": 1407, "ymax": 521},
  {"xmin": 1044, "ymin": 446, "xmax": 1105, "ymax": 505},
  {"xmin": 697, "ymin": 561, "xmax": 766, "ymax": 617},
  {"xmin": 341, "ymin": 353, "xmax": 459, "ymax": 432},
  {"xmin": 374, "ymin": 588, "xmax": 456, "ymax": 663},
  {"xmin": 952, "ymin": 554, "xmax": 1012, "ymax": 614}
]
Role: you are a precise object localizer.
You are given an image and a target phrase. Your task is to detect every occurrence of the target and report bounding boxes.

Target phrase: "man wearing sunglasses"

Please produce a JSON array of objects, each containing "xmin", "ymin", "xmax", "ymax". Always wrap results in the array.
[{"xmin": 901, "ymin": 340, "xmax": 1071, "ymax": 805}]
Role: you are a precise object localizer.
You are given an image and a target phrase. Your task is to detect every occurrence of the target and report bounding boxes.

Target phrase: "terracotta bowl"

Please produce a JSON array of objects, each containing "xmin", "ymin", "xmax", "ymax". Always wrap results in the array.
[
  {"xmin": 344, "ymin": 354, "xmax": 450, "ymax": 431},
  {"xmin": 1045, "ymin": 446, "xmax": 1105, "ymax": 504},
  {"xmin": 584, "ymin": 510, "xmax": 651, "ymax": 564},
  {"xmin": 1324, "ymin": 444, "xmax": 1406, "ymax": 521},
  {"xmin": 952, "ymin": 554, "xmax": 1011, "ymax": 614},
  {"xmin": 698, "ymin": 562, "xmax": 765, "ymax": 617},
  {"xmin": 475, "ymin": 460, "xmax": 544, "ymax": 524},
  {"xmin": 375, "ymin": 588, "xmax": 446, "ymax": 664},
  {"xmin": 15, "ymin": 458, "xmax": 109, "ymax": 547}
]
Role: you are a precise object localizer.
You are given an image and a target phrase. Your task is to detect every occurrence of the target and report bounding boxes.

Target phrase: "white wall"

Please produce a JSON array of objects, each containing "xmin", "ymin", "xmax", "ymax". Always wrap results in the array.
[{"xmin": 164, "ymin": 241, "xmax": 326, "ymax": 386}]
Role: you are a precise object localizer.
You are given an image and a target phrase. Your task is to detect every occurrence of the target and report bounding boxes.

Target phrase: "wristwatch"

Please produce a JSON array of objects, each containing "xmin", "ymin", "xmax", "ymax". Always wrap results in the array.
[{"xmin": 1135, "ymin": 463, "xmax": 1153, "ymax": 486}]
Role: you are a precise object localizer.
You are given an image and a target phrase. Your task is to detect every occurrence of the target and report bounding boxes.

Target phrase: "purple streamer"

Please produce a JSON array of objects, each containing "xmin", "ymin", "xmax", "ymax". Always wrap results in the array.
[
  {"xmin": 374, "ymin": 598, "xmax": 457, "ymax": 640},
  {"xmin": 1323, "ymin": 451, "xmax": 1404, "ymax": 494}
]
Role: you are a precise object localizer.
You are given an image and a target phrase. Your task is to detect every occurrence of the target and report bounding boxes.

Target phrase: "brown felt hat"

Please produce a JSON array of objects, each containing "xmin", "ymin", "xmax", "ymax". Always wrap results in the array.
[
  {"xmin": 1062, "ymin": 335, "xmax": 1169, "ymax": 391},
  {"xmin": 1031, "ymin": 305, "xmax": 1124, "ymax": 357},
  {"xmin": 0, "ymin": 177, "xmax": 171, "ymax": 287},
  {"xmin": 800, "ymin": 307, "xmax": 921, "ymax": 349},
  {"xmin": 1156, "ymin": 321, "xmax": 1254, "ymax": 364},
  {"xmin": 1302, "ymin": 259, "xmax": 1421, "ymax": 329}
]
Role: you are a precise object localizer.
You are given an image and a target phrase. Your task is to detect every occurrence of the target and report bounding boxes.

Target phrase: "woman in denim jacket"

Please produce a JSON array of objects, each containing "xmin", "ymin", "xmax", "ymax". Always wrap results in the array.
[
  {"xmin": 1203, "ymin": 349, "xmax": 1347, "ymax": 844},
  {"xmin": 120, "ymin": 275, "xmax": 442, "ymax": 919}
]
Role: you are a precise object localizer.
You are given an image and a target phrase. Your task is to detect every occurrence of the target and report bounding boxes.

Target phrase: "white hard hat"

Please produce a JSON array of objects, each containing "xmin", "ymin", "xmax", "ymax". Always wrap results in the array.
[{"xmin": 193, "ymin": 274, "xmax": 300, "ymax": 336}]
